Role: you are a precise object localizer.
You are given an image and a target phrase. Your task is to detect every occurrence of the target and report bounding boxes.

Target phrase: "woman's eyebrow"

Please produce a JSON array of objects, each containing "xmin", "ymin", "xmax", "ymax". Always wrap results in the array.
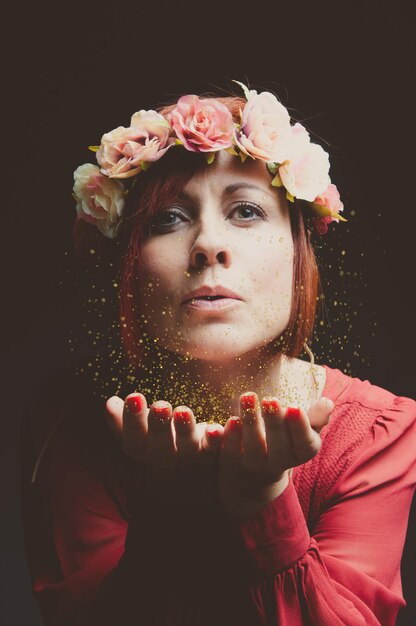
[
  {"xmin": 223, "ymin": 182, "xmax": 276, "ymax": 200},
  {"xmin": 177, "ymin": 182, "xmax": 275, "ymax": 202},
  {"xmin": 223, "ymin": 182, "xmax": 262, "ymax": 194}
]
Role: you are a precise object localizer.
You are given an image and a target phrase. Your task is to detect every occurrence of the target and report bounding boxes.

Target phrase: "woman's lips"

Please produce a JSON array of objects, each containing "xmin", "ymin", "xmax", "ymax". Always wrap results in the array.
[{"xmin": 183, "ymin": 297, "xmax": 241, "ymax": 311}]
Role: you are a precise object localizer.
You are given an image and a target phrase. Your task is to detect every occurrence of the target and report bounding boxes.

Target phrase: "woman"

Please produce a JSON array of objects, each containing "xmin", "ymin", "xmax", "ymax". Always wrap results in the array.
[{"xmin": 21, "ymin": 83, "xmax": 416, "ymax": 625}]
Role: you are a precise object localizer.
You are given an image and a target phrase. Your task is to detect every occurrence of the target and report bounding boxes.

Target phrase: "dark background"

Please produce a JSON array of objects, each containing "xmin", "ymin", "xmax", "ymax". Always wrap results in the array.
[{"xmin": 2, "ymin": 0, "xmax": 415, "ymax": 624}]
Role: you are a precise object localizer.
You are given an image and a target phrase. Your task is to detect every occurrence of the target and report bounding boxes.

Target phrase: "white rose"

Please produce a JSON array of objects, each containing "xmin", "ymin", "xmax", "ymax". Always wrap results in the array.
[
  {"xmin": 73, "ymin": 163, "xmax": 125, "ymax": 238},
  {"xmin": 278, "ymin": 124, "xmax": 330, "ymax": 201}
]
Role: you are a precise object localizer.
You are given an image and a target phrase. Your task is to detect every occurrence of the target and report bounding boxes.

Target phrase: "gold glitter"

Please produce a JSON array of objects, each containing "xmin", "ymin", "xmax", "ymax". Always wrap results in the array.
[{"xmin": 64, "ymin": 193, "xmax": 375, "ymax": 414}]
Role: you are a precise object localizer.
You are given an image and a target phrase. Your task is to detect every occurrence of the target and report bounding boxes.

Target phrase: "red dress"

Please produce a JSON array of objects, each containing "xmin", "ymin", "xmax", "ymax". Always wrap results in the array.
[{"xmin": 20, "ymin": 363, "xmax": 416, "ymax": 625}]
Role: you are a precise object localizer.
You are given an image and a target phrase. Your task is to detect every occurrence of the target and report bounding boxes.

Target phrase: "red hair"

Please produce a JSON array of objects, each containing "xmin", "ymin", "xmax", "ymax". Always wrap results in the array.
[{"xmin": 73, "ymin": 96, "xmax": 321, "ymax": 365}]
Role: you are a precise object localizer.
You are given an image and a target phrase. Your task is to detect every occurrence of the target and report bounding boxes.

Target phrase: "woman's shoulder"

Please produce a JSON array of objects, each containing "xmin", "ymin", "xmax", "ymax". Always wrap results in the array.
[
  {"xmin": 315, "ymin": 364, "xmax": 416, "ymax": 463},
  {"xmin": 21, "ymin": 357, "xmax": 97, "ymax": 431},
  {"xmin": 21, "ymin": 351, "xmax": 131, "ymax": 430},
  {"xmin": 20, "ymin": 356, "xmax": 112, "ymax": 474},
  {"xmin": 293, "ymin": 363, "xmax": 416, "ymax": 522},
  {"xmin": 320, "ymin": 363, "xmax": 415, "ymax": 414}
]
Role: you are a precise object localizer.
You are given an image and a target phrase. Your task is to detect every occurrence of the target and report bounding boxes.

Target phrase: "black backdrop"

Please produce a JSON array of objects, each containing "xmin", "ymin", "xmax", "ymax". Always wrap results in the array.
[{"xmin": 2, "ymin": 1, "xmax": 415, "ymax": 624}]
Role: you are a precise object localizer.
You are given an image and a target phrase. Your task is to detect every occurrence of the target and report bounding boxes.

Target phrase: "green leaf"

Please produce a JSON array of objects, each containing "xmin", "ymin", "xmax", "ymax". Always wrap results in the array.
[
  {"xmin": 88, "ymin": 145, "xmax": 100, "ymax": 152},
  {"xmin": 311, "ymin": 202, "xmax": 331, "ymax": 217},
  {"xmin": 311, "ymin": 202, "xmax": 348, "ymax": 221},
  {"xmin": 206, "ymin": 152, "xmax": 216, "ymax": 165},
  {"xmin": 286, "ymin": 191, "xmax": 295, "ymax": 203},
  {"xmin": 271, "ymin": 173, "xmax": 283, "ymax": 187}
]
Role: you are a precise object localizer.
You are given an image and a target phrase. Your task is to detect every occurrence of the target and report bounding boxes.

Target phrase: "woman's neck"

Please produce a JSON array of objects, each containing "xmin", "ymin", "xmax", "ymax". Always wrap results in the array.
[{"xmin": 133, "ymin": 341, "xmax": 286, "ymax": 425}]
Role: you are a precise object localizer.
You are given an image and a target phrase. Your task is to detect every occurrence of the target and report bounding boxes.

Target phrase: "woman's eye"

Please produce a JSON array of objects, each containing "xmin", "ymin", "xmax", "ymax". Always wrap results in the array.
[
  {"xmin": 230, "ymin": 203, "xmax": 264, "ymax": 221},
  {"xmin": 151, "ymin": 208, "xmax": 187, "ymax": 231}
]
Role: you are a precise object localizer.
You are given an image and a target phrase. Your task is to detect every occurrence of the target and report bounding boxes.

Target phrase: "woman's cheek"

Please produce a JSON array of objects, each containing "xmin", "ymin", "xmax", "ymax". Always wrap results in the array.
[
  {"xmin": 138, "ymin": 251, "xmax": 182, "ymax": 302},
  {"xmin": 140, "ymin": 241, "xmax": 171, "ymax": 277}
]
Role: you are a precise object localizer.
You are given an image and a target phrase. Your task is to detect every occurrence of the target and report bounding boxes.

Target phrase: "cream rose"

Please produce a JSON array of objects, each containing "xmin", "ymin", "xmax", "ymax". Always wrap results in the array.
[
  {"xmin": 278, "ymin": 123, "xmax": 330, "ymax": 201},
  {"xmin": 73, "ymin": 163, "xmax": 125, "ymax": 239},
  {"xmin": 234, "ymin": 90, "xmax": 292, "ymax": 163},
  {"xmin": 96, "ymin": 110, "xmax": 174, "ymax": 179}
]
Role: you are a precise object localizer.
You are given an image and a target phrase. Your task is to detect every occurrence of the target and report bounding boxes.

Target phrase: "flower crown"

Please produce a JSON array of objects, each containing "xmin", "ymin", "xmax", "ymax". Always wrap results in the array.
[{"xmin": 73, "ymin": 81, "xmax": 346, "ymax": 239}]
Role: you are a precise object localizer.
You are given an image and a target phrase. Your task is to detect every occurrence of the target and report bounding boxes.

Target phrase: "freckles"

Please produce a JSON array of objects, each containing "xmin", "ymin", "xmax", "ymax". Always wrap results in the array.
[
  {"xmin": 141, "ymin": 243, "xmax": 184, "ymax": 278},
  {"xmin": 257, "ymin": 236, "xmax": 292, "ymax": 277}
]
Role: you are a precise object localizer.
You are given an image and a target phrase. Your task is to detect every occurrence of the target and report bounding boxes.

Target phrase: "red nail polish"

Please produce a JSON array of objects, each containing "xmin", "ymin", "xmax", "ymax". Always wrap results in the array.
[
  {"xmin": 241, "ymin": 393, "xmax": 257, "ymax": 410},
  {"xmin": 152, "ymin": 404, "xmax": 171, "ymax": 422},
  {"xmin": 286, "ymin": 407, "xmax": 301, "ymax": 420},
  {"xmin": 206, "ymin": 424, "xmax": 221, "ymax": 438},
  {"xmin": 261, "ymin": 398, "xmax": 280, "ymax": 413},
  {"xmin": 229, "ymin": 417, "xmax": 242, "ymax": 432},
  {"xmin": 173, "ymin": 409, "xmax": 192, "ymax": 425},
  {"xmin": 126, "ymin": 395, "xmax": 144, "ymax": 413}
]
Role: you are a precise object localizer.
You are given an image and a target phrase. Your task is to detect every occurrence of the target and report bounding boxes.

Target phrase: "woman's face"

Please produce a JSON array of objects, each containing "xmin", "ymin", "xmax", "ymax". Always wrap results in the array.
[{"xmin": 136, "ymin": 152, "xmax": 294, "ymax": 362}]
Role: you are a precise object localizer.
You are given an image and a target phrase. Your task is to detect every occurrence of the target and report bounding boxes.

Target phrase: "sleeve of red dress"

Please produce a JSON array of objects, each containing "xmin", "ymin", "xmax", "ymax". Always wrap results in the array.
[
  {"xmin": 234, "ymin": 395, "xmax": 416, "ymax": 626},
  {"xmin": 20, "ymin": 395, "xmax": 187, "ymax": 626}
]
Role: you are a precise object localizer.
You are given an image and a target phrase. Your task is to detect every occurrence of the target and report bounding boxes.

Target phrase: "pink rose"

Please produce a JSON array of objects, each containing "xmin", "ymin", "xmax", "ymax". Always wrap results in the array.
[
  {"xmin": 168, "ymin": 95, "xmax": 234, "ymax": 152},
  {"xmin": 234, "ymin": 90, "xmax": 292, "ymax": 163},
  {"xmin": 313, "ymin": 183, "xmax": 344, "ymax": 217},
  {"xmin": 278, "ymin": 123, "xmax": 330, "ymax": 201},
  {"xmin": 309, "ymin": 184, "xmax": 344, "ymax": 234},
  {"xmin": 310, "ymin": 216, "xmax": 333, "ymax": 235},
  {"xmin": 73, "ymin": 164, "xmax": 125, "ymax": 238},
  {"xmin": 96, "ymin": 110, "xmax": 173, "ymax": 178}
]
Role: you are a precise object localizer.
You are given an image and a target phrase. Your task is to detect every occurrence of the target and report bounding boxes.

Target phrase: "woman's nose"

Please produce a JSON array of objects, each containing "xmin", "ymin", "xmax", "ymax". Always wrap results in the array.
[{"xmin": 189, "ymin": 221, "xmax": 232, "ymax": 270}]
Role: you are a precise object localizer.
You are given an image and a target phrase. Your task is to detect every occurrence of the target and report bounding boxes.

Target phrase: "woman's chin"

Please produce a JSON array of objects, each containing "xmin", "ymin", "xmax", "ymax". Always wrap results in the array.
[{"xmin": 170, "ymin": 333, "xmax": 261, "ymax": 363}]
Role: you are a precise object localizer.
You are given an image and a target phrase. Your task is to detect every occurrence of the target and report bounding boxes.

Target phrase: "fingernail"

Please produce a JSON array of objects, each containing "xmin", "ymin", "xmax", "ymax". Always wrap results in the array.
[
  {"xmin": 229, "ymin": 417, "xmax": 242, "ymax": 432},
  {"xmin": 152, "ymin": 402, "xmax": 171, "ymax": 422},
  {"xmin": 206, "ymin": 424, "xmax": 221, "ymax": 438},
  {"xmin": 241, "ymin": 393, "xmax": 257, "ymax": 411},
  {"xmin": 286, "ymin": 406, "xmax": 301, "ymax": 420},
  {"xmin": 261, "ymin": 398, "xmax": 280, "ymax": 413},
  {"xmin": 173, "ymin": 408, "xmax": 192, "ymax": 426},
  {"xmin": 126, "ymin": 395, "xmax": 144, "ymax": 413}
]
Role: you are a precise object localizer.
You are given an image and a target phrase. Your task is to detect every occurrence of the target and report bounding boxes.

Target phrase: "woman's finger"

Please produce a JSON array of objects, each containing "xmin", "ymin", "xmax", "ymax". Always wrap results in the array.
[
  {"xmin": 147, "ymin": 401, "xmax": 175, "ymax": 468},
  {"xmin": 285, "ymin": 406, "xmax": 322, "ymax": 464},
  {"xmin": 261, "ymin": 397, "xmax": 291, "ymax": 461},
  {"xmin": 239, "ymin": 392, "xmax": 267, "ymax": 466},
  {"xmin": 307, "ymin": 396, "xmax": 334, "ymax": 432},
  {"xmin": 122, "ymin": 393, "xmax": 149, "ymax": 456},
  {"xmin": 200, "ymin": 422, "xmax": 224, "ymax": 453},
  {"xmin": 222, "ymin": 416, "xmax": 244, "ymax": 459},
  {"xmin": 172, "ymin": 406, "xmax": 200, "ymax": 460},
  {"xmin": 105, "ymin": 396, "xmax": 124, "ymax": 442}
]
